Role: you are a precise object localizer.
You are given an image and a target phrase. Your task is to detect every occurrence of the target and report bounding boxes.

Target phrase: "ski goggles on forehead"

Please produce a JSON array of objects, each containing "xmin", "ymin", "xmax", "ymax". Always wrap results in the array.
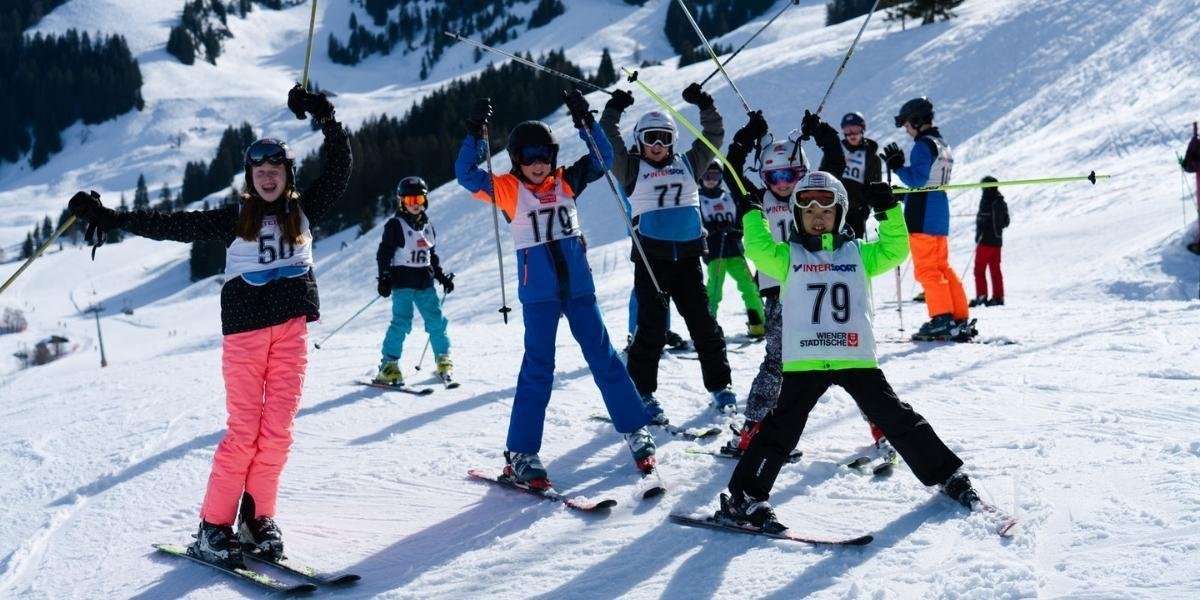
[
  {"xmin": 794, "ymin": 192, "xmax": 838, "ymax": 209},
  {"xmin": 638, "ymin": 129, "xmax": 674, "ymax": 148},
  {"xmin": 518, "ymin": 144, "xmax": 554, "ymax": 166},
  {"xmin": 245, "ymin": 140, "xmax": 291, "ymax": 167},
  {"xmin": 762, "ymin": 167, "xmax": 805, "ymax": 186},
  {"xmin": 400, "ymin": 194, "xmax": 426, "ymax": 207}
]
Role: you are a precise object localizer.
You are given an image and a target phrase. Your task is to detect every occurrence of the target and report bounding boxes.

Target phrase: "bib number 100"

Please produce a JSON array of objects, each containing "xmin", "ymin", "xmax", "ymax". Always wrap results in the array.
[{"xmin": 526, "ymin": 206, "xmax": 574, "ymax": 243}]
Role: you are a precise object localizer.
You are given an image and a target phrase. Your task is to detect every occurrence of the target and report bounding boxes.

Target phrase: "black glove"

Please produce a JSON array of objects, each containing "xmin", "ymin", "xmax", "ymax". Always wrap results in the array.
[
  {"xmin": 864, "ymin": 182, "xmax": 898, "ymax": 216},
  {"xmin": 465, "ymin": 97, "xmax": 492, "ymax": 136},
  {"xmin": 605, "ymin": 89, "xmax": 634, "ymax": 113},
  {"xmin": 563, "ymin": 89, "xmax": 594, "ymax": 129},
  {"xmin": 681, "ymin": 82, "xmax": 714, "ymax": 110},
  {"xmin": 436, "ymin": 272, "xmax": 455, "ymax": 294},
  {"xmin": 882, "ymin": 142, "xmax": 905, "ymax": 171},
  {"xmin": 377, "ymin": 275, "xmax": 392, "ymax": 298},
  {"xmin": 812, "ymin": 122, "xmax": 840, "ymax": 150},
  {"xmin": 68, "ymin": 190, "xmax": 122, "ymax": 250},
  {"xmin": 287, "ymin": 84, "xmax": 335, "ymax": 123},
  {"xmin": 799, "ymin": 109, "xmax": 822, "ymax": 140},
  {"xmin": 733, "ymin": 111, "xmax": 768, "ymax": 148},
  {"xmin": 732, "ymin": 188, "xmax": 763, "ymax": 218}
]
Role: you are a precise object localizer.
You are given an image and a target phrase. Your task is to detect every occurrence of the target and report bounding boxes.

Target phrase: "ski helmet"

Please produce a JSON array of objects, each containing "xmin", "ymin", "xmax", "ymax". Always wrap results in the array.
[
  {"xmin": 506, "ymin": 121, "xmax": 559, "ymax": 174},
  {"xmin": 244, "ymin": 138, "xmax": 295, "ymax": 178},
  {"xmin": 893, "ymin": 97, "xmax": 934, "ymax": 128},
  {"xmin": 634, "ymin": 111, "xmax": 677, "ymax": 148},
  {"xmin": 397, "ymin": 176, "xmax": 428, "ymax": 197},
  {"xmin": 840, "ymin": 112, "xmax": 866, "ymax": 131},
  {"xmin": 791, "ymin": 170, "xmax": 849, "ymax": 237},
  {"xmin": 758, "ymin": 137, "xmax": 808, "ymax": 186}
]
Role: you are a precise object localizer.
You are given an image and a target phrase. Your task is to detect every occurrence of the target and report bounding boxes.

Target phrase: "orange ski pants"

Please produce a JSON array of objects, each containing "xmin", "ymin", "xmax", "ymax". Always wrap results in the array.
[{"xmin": 910, "ymin": 233, "xmax": 969, "ymax": 320}]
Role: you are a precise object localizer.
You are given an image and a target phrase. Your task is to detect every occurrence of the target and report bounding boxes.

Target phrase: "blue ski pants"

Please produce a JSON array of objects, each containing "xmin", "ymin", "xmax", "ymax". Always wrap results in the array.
[{"xmin": 379, "ymin": 287, "xmax": 449, "ymax": 366}]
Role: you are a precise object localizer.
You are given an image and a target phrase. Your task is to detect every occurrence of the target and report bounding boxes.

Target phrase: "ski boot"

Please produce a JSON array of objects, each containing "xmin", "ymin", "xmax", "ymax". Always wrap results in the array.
[
  {"xmin": 717, "ymin": 491, "xmax": 785, "ymax": 533},
  {"xmin": 912, "ymin": 314, "xmax": 958, "ymax": 341},
  {"xmin": 372, "ymin": 360, "xmax": 404, "ymax": 386},
  {"xmin": 503, "ymin": 450, "xmax": 551, "ymax": 490},
  {"xmin": 188, "ymin": 521, "xmax": 244, "ymax": 568},
  {"xmin": 642, "ymin": 394, "xmax": 669, "ymax": 426},
  {"xmin": 747, "ymin": 310, "xmax": 765, "ymax": 339},
  {"xmin": 941, "ymin": 469, "xmax": 980, "ymax": 509},
  {"xmin": 968, "ymin": 296, "xmax": 988, "ymax": 308},
  {"xmin": 710, "ymin": 386, "xmax": 738, "ymax": 414},
  {"xmin": 985, "ymin": 297, "xmax": 1004, "ymax": 307},
  {"xmin": 664, "ymin": 329, "xmax": 689, "ymax": 351},
  {"xmin": 238, "ymin": 517, "xmax": 284, "ymax": 560},
  {"xmin": 435, "ymin": 354, "xmax": 455, "ymax": 385},
  {"xmin": 723, "ymin": 420, "xmax": 760, "ymax": 455},
  {"xmin": 625, "ymin": 426, "xmax": 657, "ymax": 473}
]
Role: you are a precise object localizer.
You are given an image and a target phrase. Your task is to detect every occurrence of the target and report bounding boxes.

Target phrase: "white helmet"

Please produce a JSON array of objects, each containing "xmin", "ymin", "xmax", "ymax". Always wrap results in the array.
[
  {"xmin": 635, "ymin": 111, "xmax": 677, "ymax": 147},
  {"xmin": 758, "ymin": 136, "xmax": 807, "ymax": 178},
  {"xmin": 791, "ymin": 170, "xmax": 849, "ymax": 236}
]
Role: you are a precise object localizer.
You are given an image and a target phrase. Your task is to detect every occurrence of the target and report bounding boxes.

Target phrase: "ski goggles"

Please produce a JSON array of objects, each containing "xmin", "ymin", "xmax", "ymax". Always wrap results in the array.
[
  {"xmin": 517, "ymin": 144, "xmax": 554, "ymax": 166},
  {"xmin": 762, "ymin": 167, "xmax": 805, "ymax": 186},
  {"xmin": 638, "ymin": 129, "xmax": 674, "ymax": 148},
  {"xmin": 701, "ymin": 169, "xmax": 723, "ymax": 183},
  {"xmin": 400, "ymin": 194, "xmax": 426, "ymax": 207},
  {"xmin": 244, "ymin": 139, "xmax": 292, "ymax": 167},
  {"xmin": 794, "ymin": 191, "xmax": 838, "ymax": 209},
  {"xmin": 842, "ymin": 127, "xmax": 864, "ymax": 138}
]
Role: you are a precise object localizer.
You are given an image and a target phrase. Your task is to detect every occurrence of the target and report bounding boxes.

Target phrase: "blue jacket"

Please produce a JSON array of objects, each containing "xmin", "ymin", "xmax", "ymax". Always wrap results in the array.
[{"xmin": 896, "ymin": 127, "xmax": 951, "ymax": 236}]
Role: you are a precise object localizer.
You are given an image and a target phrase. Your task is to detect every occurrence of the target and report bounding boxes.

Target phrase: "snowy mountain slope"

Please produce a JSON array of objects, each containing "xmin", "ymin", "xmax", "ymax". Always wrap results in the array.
[{"xmin": 2, "ymin": 0, "xmax": 1200, "ymax": 598}]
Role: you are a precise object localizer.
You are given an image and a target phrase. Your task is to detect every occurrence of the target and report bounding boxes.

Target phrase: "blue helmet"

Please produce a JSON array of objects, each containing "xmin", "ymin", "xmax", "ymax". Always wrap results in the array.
[{"xmin": 840, "ymin": 112, "xmax": 866, "ymax": 131}]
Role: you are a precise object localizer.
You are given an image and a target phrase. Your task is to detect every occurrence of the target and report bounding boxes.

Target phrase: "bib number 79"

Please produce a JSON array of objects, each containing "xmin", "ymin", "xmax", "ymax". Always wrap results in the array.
[{"xmin": 806, "ymin": 282, "xmax": 850, "ymax": 324}]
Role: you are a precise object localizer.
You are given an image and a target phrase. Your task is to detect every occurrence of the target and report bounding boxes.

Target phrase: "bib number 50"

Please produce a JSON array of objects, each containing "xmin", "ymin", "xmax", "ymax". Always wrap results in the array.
[{"xmin": 258, "ymin": 233, "xmax": 295, "ymax": 264}]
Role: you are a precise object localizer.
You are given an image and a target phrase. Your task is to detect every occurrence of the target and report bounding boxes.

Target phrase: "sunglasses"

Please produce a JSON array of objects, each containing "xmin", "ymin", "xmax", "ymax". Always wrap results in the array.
[
  {"xmin": 518, "ymin": 145, "xmax": 554, "ymax": 166},
  {"xmin": 794, "ymin": 192, "xmax": 838, "ymax": 209},
  {"xmin": 763, "ymin": 168, "xmax": 805, "ymax": 186},
  {"xmin": 638, "ymin": 129, "xmax": 674, "ymax": 148},
  {"xmin": 400, "ymin": 194, "xmax": 426, "ymax": 207},
  {"xmin": 245, "ymin": 140, "xmax": 291, "ymax": 167}
]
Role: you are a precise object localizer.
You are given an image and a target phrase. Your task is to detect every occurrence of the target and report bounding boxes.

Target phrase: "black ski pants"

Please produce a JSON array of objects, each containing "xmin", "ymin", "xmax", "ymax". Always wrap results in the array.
[
  {"xmin": 729, "ymin": 368, "xmax": 963, "ymax": 500},
  {"xmin": 627, "ymin": 255, "xmax": 731, "ymax": 395}
]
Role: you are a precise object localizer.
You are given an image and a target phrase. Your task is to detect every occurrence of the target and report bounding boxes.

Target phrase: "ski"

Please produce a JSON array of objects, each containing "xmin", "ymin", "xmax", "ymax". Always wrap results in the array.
[
  {"xmin": 243, "ymin": 551, "xmax": 361, "ymax": 586},
  {"xmin": 152, "ymin": 543, "xmax": 318, "ymax": 594},
  {"xmin": 972, "ymin": 499, "xmax": 1020, "ymax": 537},
  {"xmin": 589, "ymin": 414, "xmax": 721, "ymax": 441},
  {"xmin": 434, "ymin": 372, "xmax": 461, "ymax": 389},
  {"xmin": 358, "ymin": 381, "xmax": 435, "ymax": 395},
  {"xmin": 685, "ymin": 445, "xmax": 803, "ymax": 463},
  {"xmin": 669, "ymin": 514, "xmax": 873, "ymax": 546},
  {"xmin": 845, "ymin": 448, "xmax": 900, "ymax": 476},
  {"xmin": 634, "ymin": 467, "xmax": 667, "ymax": 500},
  {"xmin": 467, "ymin": 469, "xmax": 617, "ymax": 512}
]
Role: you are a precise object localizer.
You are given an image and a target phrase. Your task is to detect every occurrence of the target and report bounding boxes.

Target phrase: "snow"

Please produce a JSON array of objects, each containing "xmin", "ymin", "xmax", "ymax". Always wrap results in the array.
[{"xmin": 3, "ymin": 0, "xmax": 1200, "ymax": 597}]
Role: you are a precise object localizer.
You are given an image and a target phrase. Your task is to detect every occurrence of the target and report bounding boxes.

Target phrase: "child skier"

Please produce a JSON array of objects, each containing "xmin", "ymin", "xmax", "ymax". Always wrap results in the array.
[
  {"xmin": 454, "ymin": 91, "xmax": 656, "ymax": 488},
  {"xmin": 716, "ymin": 172, "xmax": 981, "ymax": 531},
  {"xmin": 373, "ymin": 176, "xmax": 456, "ymax": 386},
  {"xmin": 969, "ymin": 176, "xmax": 1009, "ymax": 307},
  {"xmin": 882, "ymin": 97, "xmax": 974, "ymax": 341},
  {"xmin": 600, "ymin": 83, "xmax": 737, "ymax": 418},
  {"xmin": 838, "ymin": 111, "xmax": 883, "ymax": 239},
  {"xmin": 698, "ymin": 159, "xmax": 764, "ymax": 338},
  {"xmin": 67, "ymin": 85, "xmax": 351, "ymax": 568}
]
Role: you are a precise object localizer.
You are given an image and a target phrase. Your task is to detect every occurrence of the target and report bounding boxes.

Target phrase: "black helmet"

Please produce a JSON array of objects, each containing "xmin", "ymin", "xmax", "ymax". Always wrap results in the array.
[
  {"xmin": 397, "ymin": 176, "xmax": 428, "ymax": 197},
  {"xmin": 840, "ymin": 112, "xmax": 866, "ymax": 131},
  {"xmin": 243, "ymin": 138, "xmax": 296, "ymax": 191},
  {"xmin": 506, "ymin": 121, "xmax": 559, "ymax": 175},
  {"xmin": 893, "ymin": 97, "xmax": 934, "ymax": 128}
]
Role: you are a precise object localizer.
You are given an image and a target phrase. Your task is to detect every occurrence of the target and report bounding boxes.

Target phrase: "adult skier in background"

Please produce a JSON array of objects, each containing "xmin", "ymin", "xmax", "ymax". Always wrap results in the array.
[
  {"xmin": 838, "ymin": 111, "xmax": 882, "ymax": 239},
  {"xmin": 716, "ymin": 171, "xmax": 982, "ymax": 531},
  {"xmin": 454, "ymin": 91, "xmax": 656, "ymax": 489},
  {"xmin": 67, "ymin": 86, "xmax": 351, "ymax": 568},
  {"xmin": 373, "ymin": 176, "xmax": 456, "ymax": 387},
  {"xmin": 969, "ymin": 176, "xmax": 1009, "ymax": 307},
  {"xmin": 698, "ymin": 159, "xmax": 765, "ymax": 339},
  {"xmin": 600, "ymin": 83, "xmax": 739, "ymax": 418},
  {"xmin": 882, "ymin": 96, "xmax": 975, "ymax": 341}
]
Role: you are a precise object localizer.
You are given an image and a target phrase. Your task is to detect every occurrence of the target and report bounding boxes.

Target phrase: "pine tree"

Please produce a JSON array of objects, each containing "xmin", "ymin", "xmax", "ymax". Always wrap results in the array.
[
  {"xmin": 886, "ymin": 0, "xmax": 962, "ymax": 25},
  {"xmin": 133, "ymin": 174, "xmax": 150, "ymax": 210},
  {"xmin": 22, "ymin": 233, "xmax": 34, "ymax": 259},
  {"xmin": 594, "ymin": 48, "xmax": 616, "ymax": 87},
  {"xmin": 158, "ymin": 183, "xmax": 173, "ymax": 212},
  {"xmin": 41, "ymin": 215, "xmax": 53, "ymax": 241}
]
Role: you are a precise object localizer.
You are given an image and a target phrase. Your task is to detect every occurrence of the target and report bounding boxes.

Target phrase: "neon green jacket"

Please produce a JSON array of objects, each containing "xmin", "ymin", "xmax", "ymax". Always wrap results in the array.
[{"xmin": 741, "ymin": 204, "xmax": 909, "ymax": 371}]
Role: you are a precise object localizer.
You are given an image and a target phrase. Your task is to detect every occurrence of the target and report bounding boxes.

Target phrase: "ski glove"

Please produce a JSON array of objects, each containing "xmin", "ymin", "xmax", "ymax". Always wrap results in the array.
[
  {"xmin": 288, "ymin": 84, "xmax": 335, "ymax": 123},
  {"xmin": 605, "ymin": 89, "xmax": 634, "ymax": 113},
  {"xmin": 864, "ymin": 182, "xmax": 898, "ymax": 217},
  {"xmin": 799, "ymin": 110, "xmax": 821, "ymax": 140},
  {"xmin": 882, "ymin": 142, "xmax": 905, "ymax": 171},
  {"xmin": 681, "ymin": 82, "xmax": 714, "ymax": 110},
  {"xmin": 563, "ymin": 89, "xmax": 594, "ymax": 129},
  {"xmin": 466, "ymin": 97, "xmax": 492, "ymax": 136},
  {"xmin": 68, "ymin": 190, "xmax": 123, "ymax": 254},
  {"xmin": 436, "ymin": 272, "xmax": 455, "ymax": 294},
  {"xmin": 377, "ymin": 274, "xmax": 392, "ymax": 298},
  {"xmin": 733, "ymin": 110, "xmax": 769, "ymax": 148}
]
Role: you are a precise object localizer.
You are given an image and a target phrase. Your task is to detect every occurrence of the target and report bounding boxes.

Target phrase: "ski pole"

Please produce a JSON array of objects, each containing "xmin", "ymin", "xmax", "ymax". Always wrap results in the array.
[
  {"xmin": 414, "ymin": 289, "xmax": 448, "ymax": 371},
  {"xmin": 314, "ymin": 295, "xmax": 381, "ymax": 350},
  {"xmin": 0, "ymin": 215, "xmax": 77, "ymax": 296},
  {"xmin": 481, "ymin": 125, "xmax": 514, "ymax": 323},
  {"xmin": 576, "ymin": 112, "xmax": 666, "ymax": 298},
  {"xmin": 444, "ymin": 31, "xmax": 613, "ymax": 96},
  {"xmin": 700, "ymin": 1, "xmax": 799, "ymax": 86},
  {"xmin": 673, "ymin": 0, "xmax": 751, "ymax": 113},
  {"xmin": 300, "ymin": 0, "xmax": 319, "ymax": 89},
  {"xmin": 886, "ymin": 166, "xmax": 903, "ymax": 333},
  {"xmin": 815, "ymin": 0, "xmax": 882, "ymax": 116},
  {"xmin": 890, "ymin": 171, "xmax": 1110, "ymax": 195}
]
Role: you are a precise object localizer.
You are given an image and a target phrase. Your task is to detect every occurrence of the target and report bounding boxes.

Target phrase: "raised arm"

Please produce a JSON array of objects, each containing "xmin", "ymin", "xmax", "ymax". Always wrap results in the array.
[{"xmin": 681, "ymin": 83, "xmax": 722, "ymax": 179}]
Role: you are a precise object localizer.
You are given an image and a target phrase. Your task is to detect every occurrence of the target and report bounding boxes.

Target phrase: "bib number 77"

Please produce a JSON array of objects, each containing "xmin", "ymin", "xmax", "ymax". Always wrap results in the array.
[{"xmin": 806, "ymin": 282, "xmax": 850, "ymax": 324}]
